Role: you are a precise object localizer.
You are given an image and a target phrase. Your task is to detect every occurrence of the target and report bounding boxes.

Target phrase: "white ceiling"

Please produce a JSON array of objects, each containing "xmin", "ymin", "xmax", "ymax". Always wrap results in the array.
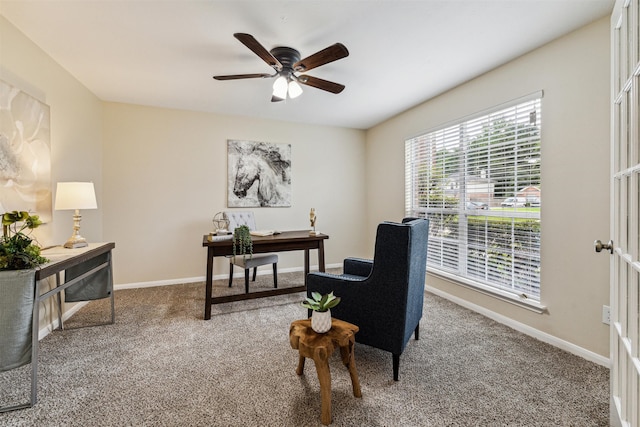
[{"xmin": 0, "ymin": 0, "xmax": 613, "ymax": 130}]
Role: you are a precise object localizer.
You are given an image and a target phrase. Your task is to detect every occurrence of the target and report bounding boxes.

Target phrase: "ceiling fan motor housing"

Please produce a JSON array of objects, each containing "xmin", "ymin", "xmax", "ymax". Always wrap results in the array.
[{"xmin": 270, "ymin": 46, "xmax": 300, "ymax": 75}]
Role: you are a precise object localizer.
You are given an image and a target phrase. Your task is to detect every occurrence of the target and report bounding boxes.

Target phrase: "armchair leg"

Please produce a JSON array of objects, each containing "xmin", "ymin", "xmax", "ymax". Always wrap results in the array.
[
  {"xmin": 392, "ymin": 353, "xmax": 400, "ymax": 381},
  {"xmin": 272, "ymin": 263, "xmax": 278, "ymax": 288},
  {"xmin": 415, "ymin": 324, "xmax": 420, "ymax": 340},
  {"xmin": 244, "ymin": 269, "xmax": 250, "ymax": 294},
  {"xmin": 228, "ymin": 263, "xmax": 233, "ymax": 287},
  {"xmin": 252, "ymin": 267, "xmax": 257, "ymax": 282}
]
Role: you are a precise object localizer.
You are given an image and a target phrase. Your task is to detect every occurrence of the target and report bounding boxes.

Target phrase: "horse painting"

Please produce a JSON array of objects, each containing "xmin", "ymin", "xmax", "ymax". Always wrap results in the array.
[{"xmin": 228, "ymin": 140, "xmax": 291, "ymax": 207}]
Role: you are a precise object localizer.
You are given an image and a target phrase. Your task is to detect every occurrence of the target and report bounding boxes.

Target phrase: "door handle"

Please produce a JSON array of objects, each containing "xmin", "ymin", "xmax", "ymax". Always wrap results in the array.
[{"xmin": 594, "ymin": 239, "xmax": 614, "ymax": 254}]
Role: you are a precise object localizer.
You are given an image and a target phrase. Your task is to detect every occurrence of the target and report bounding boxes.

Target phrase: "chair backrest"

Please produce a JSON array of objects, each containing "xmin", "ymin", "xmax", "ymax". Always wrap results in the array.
[
  {"xmin": 358, "ymin": 218, "xmax": 429, "ymax": 353},
  {"xmin": 224, "ymin": 211, "xmax": 257, "ymax": 232},
  {"xmin": 371, "ymin": 219, "xmax": 429, "ymax": 286}
]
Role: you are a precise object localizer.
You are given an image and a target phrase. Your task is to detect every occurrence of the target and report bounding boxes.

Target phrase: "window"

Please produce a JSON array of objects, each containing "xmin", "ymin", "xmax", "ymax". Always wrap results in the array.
[{"xmin": 405, "ymin": 92, "xmax": 542, "ymax": 300}]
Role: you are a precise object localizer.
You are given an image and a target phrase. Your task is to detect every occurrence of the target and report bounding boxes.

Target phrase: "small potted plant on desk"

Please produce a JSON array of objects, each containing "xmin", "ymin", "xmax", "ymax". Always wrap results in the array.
[
  {"xmin": 302, "ymin": 291, "xmax": 341, "ymax": 333},
  {"xmin": 232, "ymin": 225, "xmax": 253, "ymax": 259}
]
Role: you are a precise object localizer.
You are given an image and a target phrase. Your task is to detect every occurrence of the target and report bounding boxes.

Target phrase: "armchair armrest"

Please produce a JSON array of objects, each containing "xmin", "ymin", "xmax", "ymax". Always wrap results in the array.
[
  {"xmin": 343, "ymin": 257, "xmax": 373, "ymax": 278},
  {"xmin": 307, "ymin": 271, "xmax": 364, "ymax": 287}
]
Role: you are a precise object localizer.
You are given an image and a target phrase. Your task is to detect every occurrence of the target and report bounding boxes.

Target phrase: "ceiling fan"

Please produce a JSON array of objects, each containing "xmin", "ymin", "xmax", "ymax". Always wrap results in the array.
[{"xmin": 213, "ymin": 33, "xmax": 349, "ymax": 102}]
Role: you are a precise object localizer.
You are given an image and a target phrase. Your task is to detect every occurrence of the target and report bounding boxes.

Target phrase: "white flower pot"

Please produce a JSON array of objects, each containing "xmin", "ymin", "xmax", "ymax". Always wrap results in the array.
[{"xmin": 311, "ymin": 309, "xmax": 332, "ymax": 333}]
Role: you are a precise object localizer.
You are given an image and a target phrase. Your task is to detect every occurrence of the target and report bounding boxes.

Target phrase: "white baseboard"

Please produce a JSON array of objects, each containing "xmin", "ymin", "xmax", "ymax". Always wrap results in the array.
[
  {"xmin": 116, "ymin": 276, "xmax": 205, "ymax": 290},
  {"xmin": 426, "ymin": 285, "xmax": 611, "ymax": 368},
  {"xmin": 37, "ymin": 300, "xmax": 89, "ymax": 340}
]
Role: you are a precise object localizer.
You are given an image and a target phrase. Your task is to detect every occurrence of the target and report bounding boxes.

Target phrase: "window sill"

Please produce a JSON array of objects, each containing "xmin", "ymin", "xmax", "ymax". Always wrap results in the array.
[{"xmin": 427, "ymin": 269, "xmax": 548, "ymax": 314}]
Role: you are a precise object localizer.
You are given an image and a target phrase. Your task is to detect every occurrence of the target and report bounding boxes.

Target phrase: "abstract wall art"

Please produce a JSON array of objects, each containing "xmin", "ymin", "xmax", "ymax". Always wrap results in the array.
[
  {"xmin": 227, "ymin": 140, "xmax": 291, "ymax": 208},
  {"xmin": 0, "ymin": 80, "xmax": 52, "ymax": 221}
]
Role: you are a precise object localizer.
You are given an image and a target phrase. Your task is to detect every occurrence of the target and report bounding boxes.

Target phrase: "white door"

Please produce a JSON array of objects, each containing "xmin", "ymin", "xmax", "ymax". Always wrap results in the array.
[{"xmin": 610, "ymin": 1, "xmax": 640, "ymax": 425}]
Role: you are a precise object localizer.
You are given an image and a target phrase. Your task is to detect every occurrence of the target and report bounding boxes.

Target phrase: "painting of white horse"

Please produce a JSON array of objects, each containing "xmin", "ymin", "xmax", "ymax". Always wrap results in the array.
[
  {"xmin": 0, "ymin": 80, "xmax": 52, "ymax": 221},
  {"xmin": 227, "ymin": 140, "xmax": 291, "ymax": 207}
]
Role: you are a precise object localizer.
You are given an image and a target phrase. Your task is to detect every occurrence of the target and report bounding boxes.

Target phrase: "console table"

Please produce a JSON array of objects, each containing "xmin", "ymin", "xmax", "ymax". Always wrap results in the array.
[
  {"xmin": 0, "ymin": 242, "xmax": 115, "ymax": 413},
  {"xmin": 202, "ymin": 231, "xmax": 328, "ymax": 320}
]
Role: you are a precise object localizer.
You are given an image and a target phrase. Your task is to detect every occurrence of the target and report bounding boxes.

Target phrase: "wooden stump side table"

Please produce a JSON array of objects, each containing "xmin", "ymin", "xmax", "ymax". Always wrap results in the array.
[{"xmin": 289, "ymin": 318, "xmax": 362, "ymax": 425}]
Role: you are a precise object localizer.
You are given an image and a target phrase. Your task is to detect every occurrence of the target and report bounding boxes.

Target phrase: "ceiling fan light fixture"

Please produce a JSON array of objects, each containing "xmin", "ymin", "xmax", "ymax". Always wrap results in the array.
[
  {"xmin": 272, "ymin": 75, "xmax": 288, "ymax": 100},
  {"xmin": 288, "ymin": 79, "xmax": 303, "ymax": 99}
]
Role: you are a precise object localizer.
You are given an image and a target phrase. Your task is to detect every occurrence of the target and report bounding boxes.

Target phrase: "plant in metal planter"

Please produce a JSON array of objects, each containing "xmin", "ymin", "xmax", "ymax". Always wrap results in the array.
[
  {"xmin": 232, "ymin": 225, "xmax": 253, "ymax": 259},
  {"xmin": 302, "ymin": 291, "xmax": 341, "ymax": 333},
  {"xmin": 1, "ymin": 211, "xmax": 48, "ymax": 271}
]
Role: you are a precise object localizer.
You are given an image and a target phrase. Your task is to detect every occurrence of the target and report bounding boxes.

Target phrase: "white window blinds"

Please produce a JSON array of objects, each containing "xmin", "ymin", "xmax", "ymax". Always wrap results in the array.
[{"xmin": 405, "ymin": 93, "xmax": 542, "ymax": 300}]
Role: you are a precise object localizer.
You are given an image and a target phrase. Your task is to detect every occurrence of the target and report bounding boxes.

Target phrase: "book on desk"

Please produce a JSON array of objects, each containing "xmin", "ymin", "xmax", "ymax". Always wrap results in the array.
[
  {"xmin": 207, "ymin": 230, "xmax": 281, "ymax": 242},
  {"xmin": 250, "ymin": 230, "xmax": 281, "ymax": 237}
]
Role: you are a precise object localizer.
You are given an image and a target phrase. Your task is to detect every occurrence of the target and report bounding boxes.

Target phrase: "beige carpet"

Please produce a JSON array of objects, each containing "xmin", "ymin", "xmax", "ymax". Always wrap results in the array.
[{"xmin": 0, "ymin": 271, "xmax": 609, "ymax": 426}]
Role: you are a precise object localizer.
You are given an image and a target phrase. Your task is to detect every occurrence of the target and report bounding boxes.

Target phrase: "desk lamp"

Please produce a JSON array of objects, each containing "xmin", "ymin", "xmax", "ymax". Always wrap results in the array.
[{"xmin": 54, "ymin": 182, "xmax": 97, "ymax": 248}]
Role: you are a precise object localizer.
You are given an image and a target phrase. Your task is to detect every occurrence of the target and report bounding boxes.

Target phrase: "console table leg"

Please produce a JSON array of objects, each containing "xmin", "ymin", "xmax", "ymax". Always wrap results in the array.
[{"xmin": 55, "ymin": 273, "xmax": 64, "ymax": 330}]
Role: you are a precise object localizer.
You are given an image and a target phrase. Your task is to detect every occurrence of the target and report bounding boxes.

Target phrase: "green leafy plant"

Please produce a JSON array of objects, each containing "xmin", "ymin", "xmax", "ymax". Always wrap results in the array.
[
  {"xmin": 1, "ymin": 211, "xmax": 49, "ymax": 271},
  {"xmin": 302, "ymin": 291, "xmax": 341, "ymax": 312},
  {"xmin": 232, "ymin": 225, "xmax": 253, "ymax": 259}
]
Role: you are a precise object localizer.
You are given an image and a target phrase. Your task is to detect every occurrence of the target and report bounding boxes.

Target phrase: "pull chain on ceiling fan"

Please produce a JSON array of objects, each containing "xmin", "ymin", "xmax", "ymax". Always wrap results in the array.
[{"xmin": 213, "ymin": 33, "xmax": 349, "ymax": 102}]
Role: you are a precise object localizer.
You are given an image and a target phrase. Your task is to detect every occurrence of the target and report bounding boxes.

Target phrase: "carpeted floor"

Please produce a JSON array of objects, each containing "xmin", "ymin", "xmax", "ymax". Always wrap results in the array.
[{"xmin": 0, "ymin": 271, "xmax": 609, "ymax": 426}]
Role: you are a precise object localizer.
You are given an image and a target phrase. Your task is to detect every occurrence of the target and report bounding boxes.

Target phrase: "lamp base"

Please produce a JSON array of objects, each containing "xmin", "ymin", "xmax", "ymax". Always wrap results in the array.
[
  {"xmin": 63, "ymin": 210, "xmax": 89, "ymax": 248},
  {"xmin": 63, "ymin": 235, "xmax": 88, "ymax": 249}
]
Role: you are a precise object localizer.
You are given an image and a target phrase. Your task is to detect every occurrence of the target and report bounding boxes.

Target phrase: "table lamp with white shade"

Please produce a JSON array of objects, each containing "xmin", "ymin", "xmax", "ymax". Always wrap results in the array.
[{"xmin": 54, "ymin": 182, "xmax": 97, "ymax": 248}]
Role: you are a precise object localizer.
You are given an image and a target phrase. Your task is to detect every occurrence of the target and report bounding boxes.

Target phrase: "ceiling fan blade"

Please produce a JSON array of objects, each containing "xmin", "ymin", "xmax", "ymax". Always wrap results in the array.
[
  {"xmin": 213, "ymin": 73, "xmax": 273, "ymax": 80},
  {"xmin": 293, "ymin": 43, "xmax": 349, "ymax": 72},
  {"xmin": 296, "ymin": 75, "xmax": 345, "ymax": 94},
  {"xmin": 234, "ymin": 33, "xmax": 282, "ymax": 71},
  {"xmin": 271, "ymin": 95, "xmax": 285, "ymax": 103}
]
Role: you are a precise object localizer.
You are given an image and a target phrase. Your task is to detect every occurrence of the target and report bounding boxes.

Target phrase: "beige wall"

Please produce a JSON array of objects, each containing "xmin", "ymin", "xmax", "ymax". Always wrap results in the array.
[
  {"xmin": 365, "ymin": 17, "xmax": 611, "ymax": 358},
  {"xmin": 102, "ymin": 103, "xmax": 366, "ymax": 284}
]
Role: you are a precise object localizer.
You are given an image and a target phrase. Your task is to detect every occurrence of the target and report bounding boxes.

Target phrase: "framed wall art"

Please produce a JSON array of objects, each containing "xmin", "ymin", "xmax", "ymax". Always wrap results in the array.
[
  {"xmin": 0, "ymin": 80, "xmax": 52, "ymax": 221},
  {"xmin": 227, "ymin": 140, "xmax": 291, "ymax": 208}
]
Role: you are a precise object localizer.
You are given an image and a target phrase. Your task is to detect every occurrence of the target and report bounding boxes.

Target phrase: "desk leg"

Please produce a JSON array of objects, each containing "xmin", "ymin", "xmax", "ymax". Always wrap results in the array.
[
  {"xmin": 204, "ymin": 247, "xmax": 214, "ymax": 320},
  {"xmin": 318, "ymin": 240, "xmax": 326, "ymax": 272},
  {"xmin": 304, "ymin": 249, "xmax": 310, "ymax": 286}
]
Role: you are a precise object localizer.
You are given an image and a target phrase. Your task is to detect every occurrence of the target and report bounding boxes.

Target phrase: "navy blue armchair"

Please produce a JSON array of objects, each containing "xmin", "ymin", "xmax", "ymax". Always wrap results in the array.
[{"xmin": 306, "ymin": 218, "xmax": 429, "ymax": 381}]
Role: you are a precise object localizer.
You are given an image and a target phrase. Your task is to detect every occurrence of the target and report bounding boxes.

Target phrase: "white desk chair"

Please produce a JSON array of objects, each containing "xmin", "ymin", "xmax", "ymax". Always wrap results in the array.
[{"xmin": 225, "ymin": 211, "xmax": 278, "ymax": 293}]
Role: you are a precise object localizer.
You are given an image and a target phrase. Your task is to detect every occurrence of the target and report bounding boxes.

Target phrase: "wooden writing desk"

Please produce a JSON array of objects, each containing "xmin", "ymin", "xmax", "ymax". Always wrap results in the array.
[{"xmin": 202, "ymin": 231, "xmax": 328, "ymax": 320}]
